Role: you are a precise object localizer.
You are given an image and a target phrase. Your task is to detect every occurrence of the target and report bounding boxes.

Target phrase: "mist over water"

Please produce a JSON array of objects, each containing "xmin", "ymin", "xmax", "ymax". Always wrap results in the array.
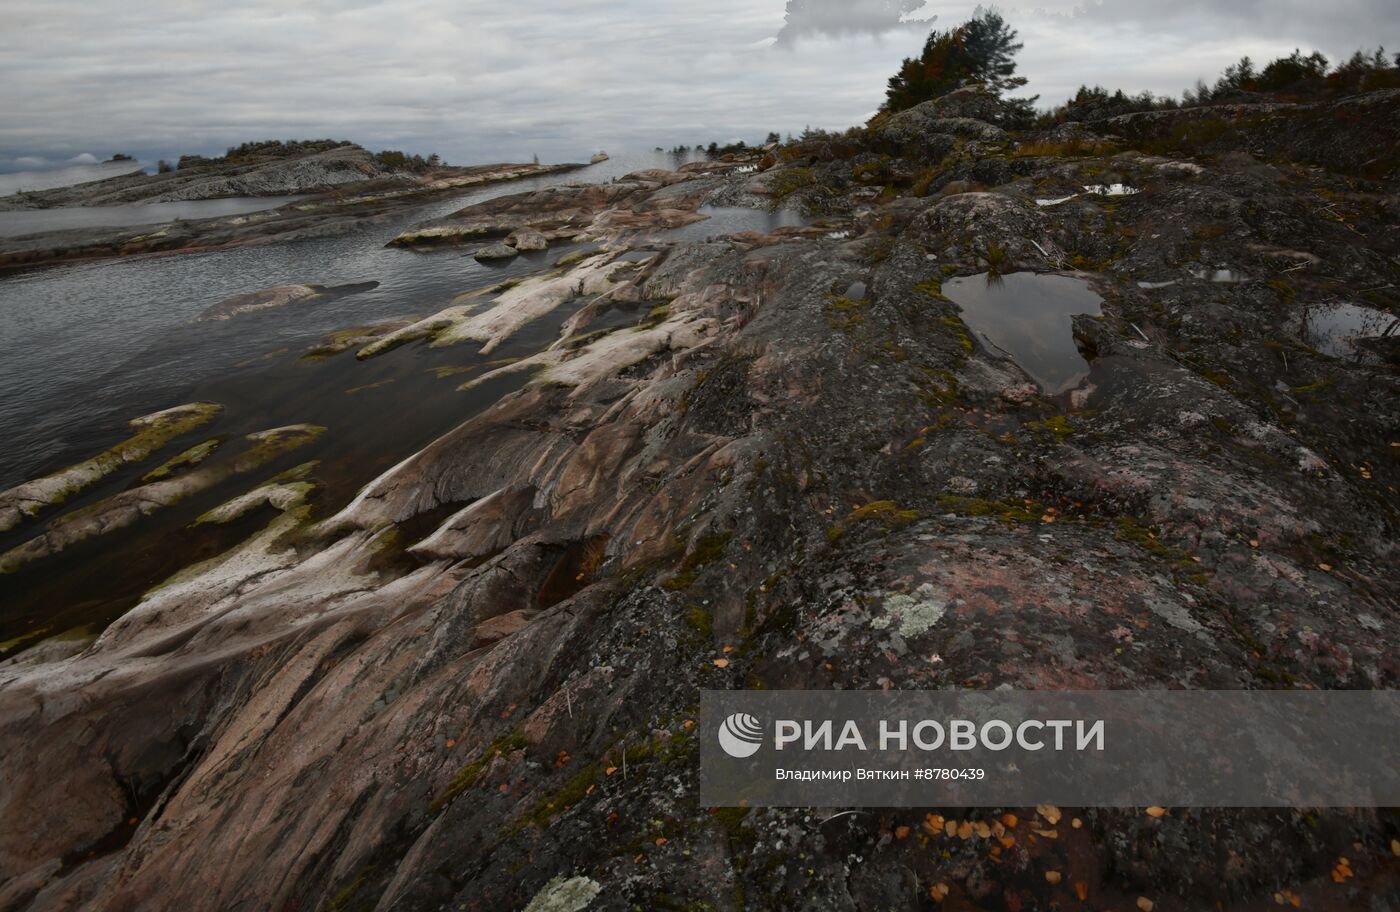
[{"xmin": 0, "ymin": 160, "xmax": 146, "ymax": 196}]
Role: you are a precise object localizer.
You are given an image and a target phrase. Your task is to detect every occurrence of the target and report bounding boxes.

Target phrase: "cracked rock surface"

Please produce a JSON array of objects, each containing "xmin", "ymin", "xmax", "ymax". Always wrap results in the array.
[{"xmin": 1, "ymin": 89, "xmax": 1398, "ymax": 911}]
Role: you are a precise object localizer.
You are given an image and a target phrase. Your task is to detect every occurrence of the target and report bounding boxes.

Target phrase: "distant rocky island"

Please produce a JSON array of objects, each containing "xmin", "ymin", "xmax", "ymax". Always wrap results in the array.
[
  {"xmin": 0, "ymin": 14, "xmax": 1397, "ymax": 912},
  {"xmin": 0, "ymin": 140, "xmax": 584, "ymax": 270}
]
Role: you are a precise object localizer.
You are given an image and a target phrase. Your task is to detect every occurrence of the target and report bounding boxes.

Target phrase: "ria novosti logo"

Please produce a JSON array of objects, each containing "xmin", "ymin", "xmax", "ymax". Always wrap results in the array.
[{"xmin": 717, "ymin": 712, "xmax": 763, "ymax": 758}]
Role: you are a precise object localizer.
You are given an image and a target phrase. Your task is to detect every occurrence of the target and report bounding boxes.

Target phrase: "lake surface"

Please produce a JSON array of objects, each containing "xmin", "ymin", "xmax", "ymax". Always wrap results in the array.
[
  {"xmin": 0, "ymin": 196, "xmax": 303, "ymax": 237},
  {"xmin": 0, "ymin": 149, "xmax": 704, "ymax": 488},
  {"xmin": 0, "ymin": 160, "xmax": 146, "ymax": 196},
  {"xmin": 943, "ymin": 271, "xmax": 1103, "ymax": 394},
  {"xmin": 0, "ymin": 149, "xmax": 711, "ymax": 653}
]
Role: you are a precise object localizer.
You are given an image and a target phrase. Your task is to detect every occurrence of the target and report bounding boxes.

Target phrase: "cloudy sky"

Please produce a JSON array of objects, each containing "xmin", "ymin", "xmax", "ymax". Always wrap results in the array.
[{"xmin": 1, "ymin": 0, "xmax": 1396, "ymax": 171}]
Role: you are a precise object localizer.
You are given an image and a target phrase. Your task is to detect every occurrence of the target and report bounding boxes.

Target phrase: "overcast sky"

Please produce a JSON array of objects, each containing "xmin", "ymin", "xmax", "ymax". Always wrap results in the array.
[{"xmin": 1, "ymin": 0, "xmax": 1396, "ymax": 171}]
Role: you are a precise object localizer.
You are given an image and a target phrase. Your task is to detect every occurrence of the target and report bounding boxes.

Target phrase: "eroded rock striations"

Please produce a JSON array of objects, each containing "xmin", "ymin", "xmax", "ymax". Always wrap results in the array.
[{"xmin": 0, "ymin": 89, "xmax": 1397, "ymax": 911}]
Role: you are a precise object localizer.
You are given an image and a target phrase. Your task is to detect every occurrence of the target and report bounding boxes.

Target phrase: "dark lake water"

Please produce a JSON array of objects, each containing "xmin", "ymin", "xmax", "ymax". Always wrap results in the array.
[
  {"xmin": 0, "ymin": 150, "xmax": 705, "ymax": 488},
  {"xmin": 943, "ymin": 271, "xmax": 1103, "ymax": 394},
  {"xmin": 0, "ymin": 196, "xmax": 304, "ymax": 237},
  {"xmin": 0, "ymin": 149, "xmax": 717, "ymax": 652}
]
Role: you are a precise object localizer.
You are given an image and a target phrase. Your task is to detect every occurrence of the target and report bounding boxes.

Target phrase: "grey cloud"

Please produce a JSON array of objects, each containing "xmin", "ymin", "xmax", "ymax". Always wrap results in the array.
[
  {"xmin": 775, "ymin": 0, "xmax": 933, "ymax": 43},
  {"xmin": 0, "ymin": 1, "xmax": 1396, "ymax": 173},
  {"xmin": 1063, "ymin": 0, "xmax": 1400, "ymax": 60}
]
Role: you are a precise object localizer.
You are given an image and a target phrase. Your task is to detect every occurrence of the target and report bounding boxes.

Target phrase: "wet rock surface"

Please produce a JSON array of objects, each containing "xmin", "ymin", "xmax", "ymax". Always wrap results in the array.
[{"xmin": 1, "ymin": 91, "xmax": 1398, "ymax": 911}]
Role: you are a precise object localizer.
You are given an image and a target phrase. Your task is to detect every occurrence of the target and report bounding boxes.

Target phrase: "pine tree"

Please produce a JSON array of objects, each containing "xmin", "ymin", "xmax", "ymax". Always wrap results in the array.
[{"xmin": 882, "ymin": 8, "xmax": 1027, "ymax": 113}]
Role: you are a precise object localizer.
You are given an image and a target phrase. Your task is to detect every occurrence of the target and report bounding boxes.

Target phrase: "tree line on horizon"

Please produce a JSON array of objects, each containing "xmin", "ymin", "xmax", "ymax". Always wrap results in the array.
[
  {"xmin": 880, "ymin": 7, "xmax": 1400, "ymax": 128},
  {"xmin": 667, "ymin": 10, "xmax": 1400, "ymax": 158}
]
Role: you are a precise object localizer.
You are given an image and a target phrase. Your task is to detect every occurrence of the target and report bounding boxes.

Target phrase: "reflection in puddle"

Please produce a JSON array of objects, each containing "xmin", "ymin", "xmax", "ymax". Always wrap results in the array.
[
  {"xmin": 1137, "ymin": 279, "xmax": 1178, "ymax": 290},
  {"xmin": 943, "ymin": 272, "xmax": 1103, "ymax": 394},
  {"xmin": 1084, "ymin": 183, "xmax": 1139, "ymax": 197},
  {"xmin": 1302, "ymin": 301, "xmax": 1398, "ymax": 359},
  {"xmin": 1190, "ymin": 267, "xmax": 1247, "ymax": 283},
  {"xmin": 1036, "ymin": 184, "xmax": 1140, "ymax": 207}
]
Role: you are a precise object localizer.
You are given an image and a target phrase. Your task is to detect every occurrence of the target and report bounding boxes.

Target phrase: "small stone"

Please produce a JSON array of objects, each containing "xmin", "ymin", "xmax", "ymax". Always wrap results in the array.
[{"xmin": 474, "ymin": 242, "xmax": 519, "ymax": 261}]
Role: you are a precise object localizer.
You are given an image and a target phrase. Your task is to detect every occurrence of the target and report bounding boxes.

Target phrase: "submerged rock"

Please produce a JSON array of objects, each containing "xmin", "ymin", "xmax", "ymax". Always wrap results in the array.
[
  {"xmin": 199, "ymin": 284, "xmax": 323, "ymax": 321},
  {"xmin": 0, "ymin": 423, "xmax": 322, "ymax": 573},
  {"xmin": 198, "ymin": 280, "xmax": 378, "ymax": 321},
  {"xmin": 0, "ymin": 401, "xmax": 221, "ymax": 532}
]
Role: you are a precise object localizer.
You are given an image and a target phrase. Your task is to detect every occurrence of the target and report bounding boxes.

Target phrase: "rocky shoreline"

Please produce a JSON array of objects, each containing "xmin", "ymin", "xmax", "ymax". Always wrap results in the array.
[
  {"xmin": 0, "ymin": 143, "xmax": 586, "ymax": 272},
  {"xmin": 0, "ymin": 89, "xmax": 1397, "ymax": 910}
]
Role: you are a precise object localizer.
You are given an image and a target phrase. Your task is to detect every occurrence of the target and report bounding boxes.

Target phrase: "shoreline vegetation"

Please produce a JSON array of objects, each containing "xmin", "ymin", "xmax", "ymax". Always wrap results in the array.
[{"xmin": 0, "ymin": 10, "xmax": 1397, "ymax": 911}]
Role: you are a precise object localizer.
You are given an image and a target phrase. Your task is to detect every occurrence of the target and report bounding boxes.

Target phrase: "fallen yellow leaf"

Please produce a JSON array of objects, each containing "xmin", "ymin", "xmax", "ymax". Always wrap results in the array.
[
  {"xmin": 712, "ymin": 658, "xmax": 730, "ymax": 668},
  {"xmin": 1037, "ymin": 804, "xmax": 1062, "ymax": 825},
  {"xmin": 1045, "ymin": 870, "xmax": 1062, "ymax": 884},
  {"xmin": 1145, "ymin": 806, "xmax": 1167, "ymax": 818},
  {"xmin": 1137, "ymin": 898, "xmax": 1154, "ymax": 911}
]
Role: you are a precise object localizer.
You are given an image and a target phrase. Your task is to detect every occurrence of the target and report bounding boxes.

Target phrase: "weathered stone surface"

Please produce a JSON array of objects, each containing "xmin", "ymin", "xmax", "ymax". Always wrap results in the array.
[
  {"xmin": 390, "ymin": 173, "xmax": 719, "ymax": 247},
  {"xmin": 473, "ymin": 242, "xmax": 519, "ymax": 261},
  {"xmin": 2, "ymin": 89, "xmax": 1398, "ymax": 912},
  {"xmin": 507, "ymin": 227, "xmax": 549, "ymax": 250}
]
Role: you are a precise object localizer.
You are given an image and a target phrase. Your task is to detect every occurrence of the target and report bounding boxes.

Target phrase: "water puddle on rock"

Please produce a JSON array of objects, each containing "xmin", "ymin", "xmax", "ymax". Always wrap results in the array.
[
  {"xmin": 1036, "ymin": 184, "xmax": 1139, "ymax": 207},
  {"xmin": 1190, "ymin": 266, "xmax": 1247, "ymax": 283},
  {"xmin": 943, "ymin": 272, "xmax": 1103, "ymax": 394},
  {"xmin": 663, "ymin": 206, "xmax": 806, "ymax": 241},
  {"xmin": 1084, "ymin": 183, "xmax": 1139, "ymax": 197},
  {"xmin": 1301, "ymin": 301, "xmax": 1398, "ymax": 359}
]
